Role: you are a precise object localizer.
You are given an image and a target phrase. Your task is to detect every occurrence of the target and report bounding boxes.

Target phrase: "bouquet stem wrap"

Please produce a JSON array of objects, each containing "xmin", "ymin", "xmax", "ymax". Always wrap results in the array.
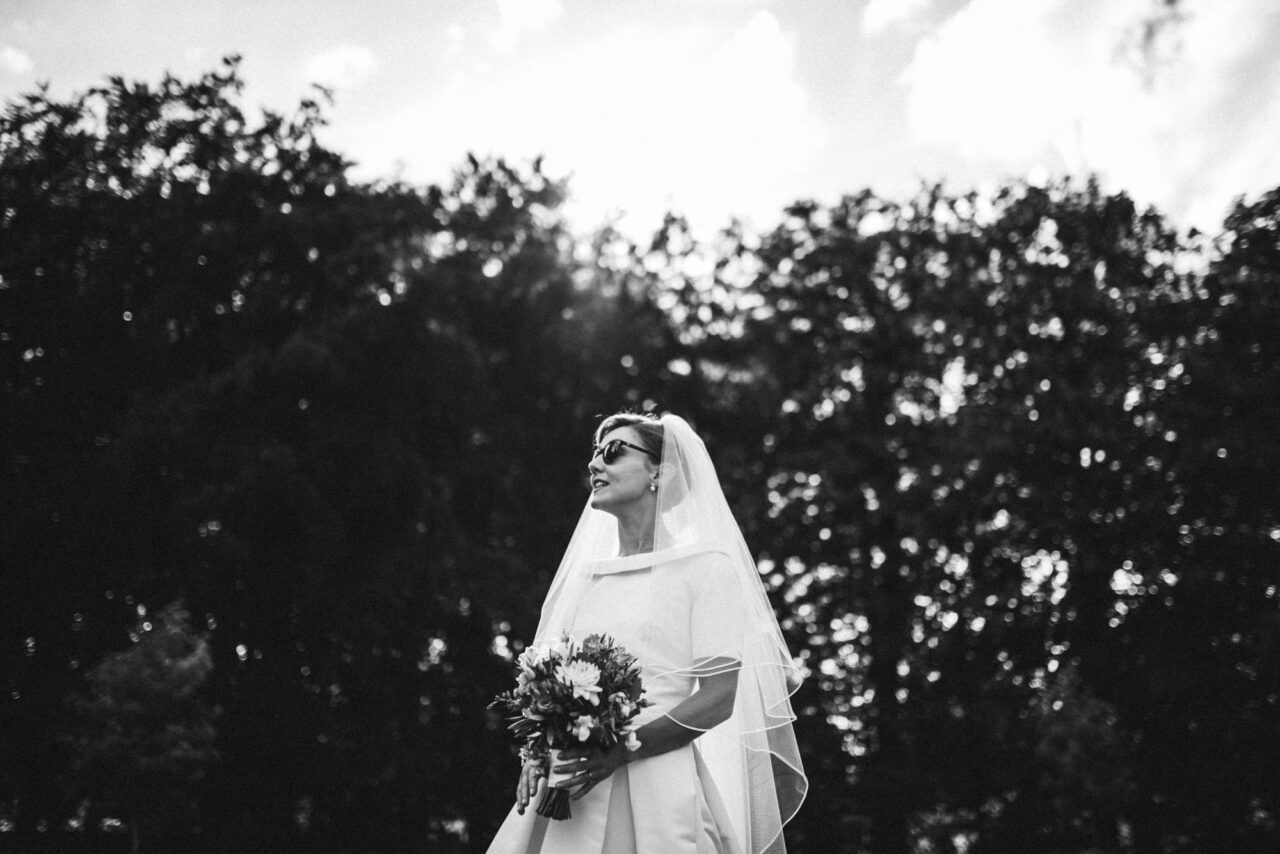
[{"xmin": 536, "ymin": 748, "xmax": 575, "ymax": 820}]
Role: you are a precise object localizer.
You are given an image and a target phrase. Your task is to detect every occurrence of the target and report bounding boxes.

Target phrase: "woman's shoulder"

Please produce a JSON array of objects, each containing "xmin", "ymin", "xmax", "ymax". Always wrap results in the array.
[
  {"xmin": 659, "ymin": 544, "xmax": 731, "ymax": 569},
  {"xmin": 659, "ymin": 547, "xmax": 736, "ymax": 589}
]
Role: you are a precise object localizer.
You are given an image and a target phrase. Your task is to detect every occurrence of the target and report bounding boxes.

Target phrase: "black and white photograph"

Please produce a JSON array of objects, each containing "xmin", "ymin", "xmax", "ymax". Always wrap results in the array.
[{"xmin": 2, "ymin": 1, "xmax": 1278, "ymax": 852}]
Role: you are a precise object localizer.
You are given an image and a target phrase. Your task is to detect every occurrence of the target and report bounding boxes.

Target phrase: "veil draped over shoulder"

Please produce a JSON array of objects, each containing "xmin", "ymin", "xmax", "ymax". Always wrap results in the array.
[{"xmin": 534, "ymin": 414, "xmax": 807, "ymax": 854}]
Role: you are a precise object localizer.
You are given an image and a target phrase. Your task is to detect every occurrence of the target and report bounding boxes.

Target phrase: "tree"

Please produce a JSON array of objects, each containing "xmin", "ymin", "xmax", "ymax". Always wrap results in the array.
[
  {"xmin": 65, "ymin": 603, "xmax": 218, "ymax": 853},
  {"xmin": 654, "ymin": 179, "xmax": 1280, "ymax": 853},
  {"xmin": 1108, "ymin": 189, "xmax": 1280, "ymax": 853},
  {"xmin": 0, "ymin": 57, "xmax": 696, "ymax": 849}
]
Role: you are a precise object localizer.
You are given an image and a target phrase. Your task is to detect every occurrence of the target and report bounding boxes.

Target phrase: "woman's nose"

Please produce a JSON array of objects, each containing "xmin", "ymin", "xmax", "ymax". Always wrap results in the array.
[{"xmin": 587, "ymin": 456, "xmax": 604, "ymax": 475}]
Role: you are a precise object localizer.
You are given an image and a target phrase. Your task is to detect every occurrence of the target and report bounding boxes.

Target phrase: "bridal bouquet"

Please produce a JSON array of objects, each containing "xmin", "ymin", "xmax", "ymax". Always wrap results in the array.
[{"xmin": 490, "ymin": 633, "xmax": 650, "ymax": 820}]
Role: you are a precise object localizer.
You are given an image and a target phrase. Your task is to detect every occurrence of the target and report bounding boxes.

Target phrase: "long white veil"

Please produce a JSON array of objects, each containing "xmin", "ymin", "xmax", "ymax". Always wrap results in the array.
[{"xmin": 534, "ymin": 413, "xmax": 807, "ymax": 854}]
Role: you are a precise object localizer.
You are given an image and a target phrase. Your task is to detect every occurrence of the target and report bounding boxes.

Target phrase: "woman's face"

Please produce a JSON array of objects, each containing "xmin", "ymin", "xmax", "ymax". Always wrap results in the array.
[{"xmin": 587, "ymin": 426, "xmax": 657, "ymax": 516}]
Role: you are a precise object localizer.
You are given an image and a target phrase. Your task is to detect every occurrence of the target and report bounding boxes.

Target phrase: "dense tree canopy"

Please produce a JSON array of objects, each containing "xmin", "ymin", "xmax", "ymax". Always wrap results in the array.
[{"xmin": 2, "ymin": 60, "xmax": 1277, "ymax": 853}]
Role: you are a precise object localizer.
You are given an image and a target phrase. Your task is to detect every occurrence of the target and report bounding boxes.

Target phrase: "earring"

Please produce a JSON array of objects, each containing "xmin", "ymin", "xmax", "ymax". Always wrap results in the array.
[{"xmin": 649, "ymin": 481, "xmax": 657, "ymax": 492}]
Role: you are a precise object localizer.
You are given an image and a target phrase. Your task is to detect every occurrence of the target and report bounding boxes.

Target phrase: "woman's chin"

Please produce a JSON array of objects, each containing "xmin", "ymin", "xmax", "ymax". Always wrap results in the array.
[{"xmin": 588, "ymin": 490, "xmax": 625, "ymax": 516}]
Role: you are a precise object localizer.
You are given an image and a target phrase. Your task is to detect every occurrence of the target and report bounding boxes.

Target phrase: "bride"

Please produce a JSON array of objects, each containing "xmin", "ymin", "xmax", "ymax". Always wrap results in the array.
[{"xmin": 485, "ymin": 412, "xmax": 806, "ymax": 854}]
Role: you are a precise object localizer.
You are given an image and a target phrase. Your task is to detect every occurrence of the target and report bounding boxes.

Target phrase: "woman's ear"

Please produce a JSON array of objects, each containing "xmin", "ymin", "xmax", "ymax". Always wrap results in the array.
[{"xmin": 644, "ymin": 460, "xmax": 663, "ymax": 493}]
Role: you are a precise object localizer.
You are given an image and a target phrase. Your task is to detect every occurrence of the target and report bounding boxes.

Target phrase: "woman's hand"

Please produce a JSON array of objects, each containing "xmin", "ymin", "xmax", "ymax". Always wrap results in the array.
[
  {"xmin": 555, "ymin": 742, "xmax": 633, "ymax": 801},
  {"xmin": 515, "ymin": 760, "xmax": 545, "ymax": 815}
]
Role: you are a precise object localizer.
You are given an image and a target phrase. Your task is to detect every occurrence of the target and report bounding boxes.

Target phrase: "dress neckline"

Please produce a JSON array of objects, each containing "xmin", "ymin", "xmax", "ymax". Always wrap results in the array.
[{"xmin": 589, "ymin": 541, "xmax": 722, "ymax": 575}]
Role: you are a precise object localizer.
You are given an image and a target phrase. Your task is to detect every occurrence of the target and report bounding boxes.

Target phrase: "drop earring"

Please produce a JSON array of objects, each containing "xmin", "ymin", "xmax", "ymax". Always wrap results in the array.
[{"xmin": 649, "ymin": 481, "xmax": 657, "ymax": 492}]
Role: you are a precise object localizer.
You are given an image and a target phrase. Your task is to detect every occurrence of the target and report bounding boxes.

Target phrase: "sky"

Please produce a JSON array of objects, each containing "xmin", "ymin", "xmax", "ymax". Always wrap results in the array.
[{"xmin": 3, "ymin": 0, "xmax": 1279, "ymax": 238}]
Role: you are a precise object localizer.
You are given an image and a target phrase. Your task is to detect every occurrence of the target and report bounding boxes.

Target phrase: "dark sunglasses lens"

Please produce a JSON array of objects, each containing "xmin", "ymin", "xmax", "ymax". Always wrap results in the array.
[{"xmin": 601, "ymin": 440, "xmax": 622, "ymax": 464}]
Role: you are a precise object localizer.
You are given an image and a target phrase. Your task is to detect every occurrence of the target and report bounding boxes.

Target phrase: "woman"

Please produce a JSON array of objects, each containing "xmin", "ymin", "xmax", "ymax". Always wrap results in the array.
[{"xmin": 486, "ymin": 412, "xmax": 806, "ymax": 854}]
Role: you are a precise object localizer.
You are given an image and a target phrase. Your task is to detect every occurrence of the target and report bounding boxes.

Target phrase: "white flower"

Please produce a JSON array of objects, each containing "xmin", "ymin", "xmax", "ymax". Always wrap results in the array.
[
  {"xmin": 624, "ymin": 728, "xmax": 641, "ymax": 752},
  {"xmin": 517, "ymin": 644, "xmax": 549, "ymax": 675},
  {"xmin": 572, "ymin": 715, "xmax": 597, "ymax": 742},
  {"xmin": 556, "ymin": 660, "xmax": 603, "ymax": 704},
  {"xmin": 550, "ymin": 637, "xmax": 573, "ymax": 662}
]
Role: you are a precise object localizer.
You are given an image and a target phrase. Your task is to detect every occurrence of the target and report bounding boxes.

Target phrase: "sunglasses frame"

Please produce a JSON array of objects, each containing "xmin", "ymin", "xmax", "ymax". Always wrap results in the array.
[{"xmin": 591, "ymin": 438, "xmax": 659, "ymax": 465}]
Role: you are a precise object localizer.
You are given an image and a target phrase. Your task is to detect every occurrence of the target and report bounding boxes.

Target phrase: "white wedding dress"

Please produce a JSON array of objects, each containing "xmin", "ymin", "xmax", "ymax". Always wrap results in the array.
[{"xmin": 485, "ymin": 549, "xmax": 746, "ymax": 854}]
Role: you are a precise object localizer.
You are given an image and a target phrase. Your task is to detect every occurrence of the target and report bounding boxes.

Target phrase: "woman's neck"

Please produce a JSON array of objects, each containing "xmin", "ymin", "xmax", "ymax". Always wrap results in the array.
[{"xmin": 615, "ymin": 506, "xmax": 656, "ymax": 557}]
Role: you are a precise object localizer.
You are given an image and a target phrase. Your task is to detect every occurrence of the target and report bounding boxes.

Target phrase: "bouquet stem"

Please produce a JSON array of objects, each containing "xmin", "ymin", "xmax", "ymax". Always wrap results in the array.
[{"xmin": 536, "ymin": 748, "xmax": 575, "ymax": 821}]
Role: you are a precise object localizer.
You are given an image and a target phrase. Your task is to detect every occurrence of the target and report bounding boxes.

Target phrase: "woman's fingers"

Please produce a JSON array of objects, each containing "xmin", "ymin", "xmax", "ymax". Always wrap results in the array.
[
  {"xmin": 516, "ymin": 764, "xmax": 543, "ymax": 814},
  {"xmin": 525, "ymin": 773, "xmax": 543, "ymax": 812},
  {"xmin": 550, "ymin": 748, "xmax": 625, "ymax": 799},
  {"xmin": 564, "ymin": 759, "xmax": 617, "ymax": 796},
  {"xmin": 553, "ymin": 754, "xmax": 585, "ymax": 773},
  {"xmin": 569, "ymin": 776, "xmax": 600, "ymax": 801},
  {"xmin": 553, "ymin": 754, "xmax": 592, "ymax": 786}
]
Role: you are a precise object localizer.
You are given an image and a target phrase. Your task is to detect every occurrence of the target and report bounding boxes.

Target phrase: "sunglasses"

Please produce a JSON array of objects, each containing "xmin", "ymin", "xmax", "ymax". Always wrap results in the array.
[{"xmin": 591, "ymin": 439, "xmax": 659, "ymax": 465}]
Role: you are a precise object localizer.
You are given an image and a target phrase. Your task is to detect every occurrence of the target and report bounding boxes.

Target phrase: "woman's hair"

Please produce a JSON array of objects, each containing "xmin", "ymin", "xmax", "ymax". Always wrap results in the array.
[{"xmin": 594, "ymin": 411, "xmax": 663, "ymax": 458}]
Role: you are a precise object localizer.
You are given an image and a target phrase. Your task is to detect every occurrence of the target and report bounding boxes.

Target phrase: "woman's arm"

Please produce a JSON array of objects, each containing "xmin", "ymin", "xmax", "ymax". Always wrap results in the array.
[
  {"xmin": 629, "ymin": 662, "xmax": 738, "ymax": 759},
  {"xmin": 558, "ymin": 660, "xmax": 739, "ymax": 800}
]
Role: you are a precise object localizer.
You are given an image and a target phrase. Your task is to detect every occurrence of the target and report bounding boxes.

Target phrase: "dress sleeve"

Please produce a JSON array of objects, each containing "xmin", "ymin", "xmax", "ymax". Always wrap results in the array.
[{"xmin": 689, "ymin": 550, "xmax": 746, "ymax": 666}]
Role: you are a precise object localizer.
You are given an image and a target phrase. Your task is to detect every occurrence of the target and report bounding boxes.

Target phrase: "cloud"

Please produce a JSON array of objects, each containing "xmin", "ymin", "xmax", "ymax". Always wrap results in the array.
[
  {"xmin": 335, "ymin": 11, "xmax": 827, "ymax": 237},
  {"xmin": 564, "ymin": 10, "xmax": 828, "ymax": 232},
  {"xmin": 555, "ymin": 10, "xmax": 828, "ymax": 233},
  {"xmin": 305, "ymin": 45, "xmax": 377, "ymax": 92},
  {"xmin": 445, "ymin": 24, "xmax": 467, "ymax": 59},
  {"xmin": 491, "ymin": 0, "xmax": 563, "ymax": 52},
  {"xmin": 0, "ymin": 46, "xmax": 33, "ymax": 75},
  {"xmin": 863, "ymin": 0, "xmax": 933, "ymax": 35},
  {"xmin": 900, "ymin": 0, "xmax": 1280, "ymax": 228}
]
